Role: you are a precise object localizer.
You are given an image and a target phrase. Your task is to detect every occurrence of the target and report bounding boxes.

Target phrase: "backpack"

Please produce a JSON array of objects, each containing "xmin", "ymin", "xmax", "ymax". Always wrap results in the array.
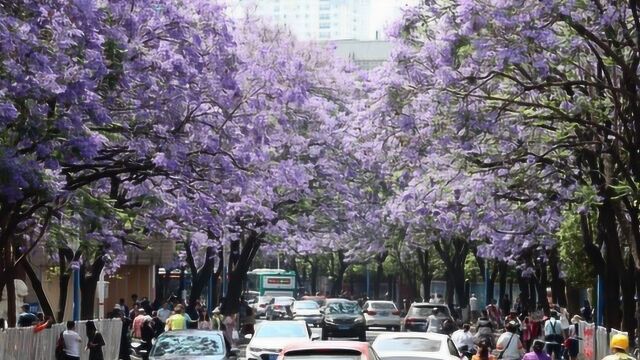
[{"xmin": 55, "ymin": 332, "xmax": 65, "ymax": 360}]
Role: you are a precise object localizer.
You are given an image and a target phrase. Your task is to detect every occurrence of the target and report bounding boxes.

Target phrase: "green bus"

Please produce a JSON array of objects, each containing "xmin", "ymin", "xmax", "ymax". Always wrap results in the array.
[{"xmin": 246, "ymin": 268, "xmax": 297, "ymax": 298}]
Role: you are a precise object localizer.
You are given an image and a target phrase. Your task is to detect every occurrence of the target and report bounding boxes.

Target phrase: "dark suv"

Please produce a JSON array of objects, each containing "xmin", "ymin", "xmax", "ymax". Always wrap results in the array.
[
  {"xmin": 403, "ymin": 303, "xmax": 454, "ymax": 333},
  {"xmin": 320, "ymin": 300, "xmax": 366, "ymax": 341}
]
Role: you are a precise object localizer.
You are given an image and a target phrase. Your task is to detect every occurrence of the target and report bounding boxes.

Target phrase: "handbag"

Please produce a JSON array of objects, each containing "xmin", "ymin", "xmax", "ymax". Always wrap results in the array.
[{"xmin": 55, "ymin": 332, "xmax": 65, "ymax": 360}]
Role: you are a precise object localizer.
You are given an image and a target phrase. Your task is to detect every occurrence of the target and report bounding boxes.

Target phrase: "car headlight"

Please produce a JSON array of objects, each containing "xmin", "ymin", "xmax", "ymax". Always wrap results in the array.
[
  {"xmin": 355, "ymin": 317, "xmax": 364, "ymax": 323},
  {"xmin": 325, "ymin": 317, "xmax": 335, "ymax": 324}
]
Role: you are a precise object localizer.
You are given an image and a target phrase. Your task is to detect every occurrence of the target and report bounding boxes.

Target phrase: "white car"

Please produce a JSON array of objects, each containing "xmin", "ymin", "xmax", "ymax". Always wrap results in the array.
[
  {"xmin": 246, "ymin": 320, "xmax": 316, "ymax": 360},
  {"xmin": 253, "ymin": 296, "xmax": 273, "ymax": 318},
  {"xmin": 372, "ymin": 332, "xmax": 462, "ymax": 360},
  {"xmin": 363, "ymin": 301, "xmax": 401, "ymax": 331},
  {"xmin": 292, "ymin": 300, "xmax": 323, "ymax": 326}
]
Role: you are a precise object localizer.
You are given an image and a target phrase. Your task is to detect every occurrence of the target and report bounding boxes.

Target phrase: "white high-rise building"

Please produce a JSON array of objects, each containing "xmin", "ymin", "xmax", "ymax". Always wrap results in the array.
[{"xmin": 226, "ymin": 0, "xmax": 417, "ymax": 41}]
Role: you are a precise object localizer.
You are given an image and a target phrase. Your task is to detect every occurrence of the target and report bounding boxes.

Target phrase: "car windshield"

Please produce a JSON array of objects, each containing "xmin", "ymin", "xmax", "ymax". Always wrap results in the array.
[
  {"xmin": 326, "ymin": 302, "xmax": 361, "ymax": 315},
  {"xmin": 374, "ymin": 338, "xmax": 442, "ymax": 353},
  {"xmin": 150, "ymin": 332, "xmax": 225, "ymax": 357},
  {"xmin": 370, "ymin": 302, "xmax": 396, "ymax": 310},
  {"xmin": 294, "ymin": 301, "xmax": 319, "ymax": 310},
  {"xmin": 275, "ymin": 298, "xmax": 293, "ymax": 305},
  {"xmin": 256, "ymin": 323, "xmax": 309, "ymax": 338},
  {"xmin": 284, "ymin": 356, "xmax": 361, "ymax": 360},
  {"xmin": 409, "ymin": 306, "xmax": 449, "ymax": 317}
]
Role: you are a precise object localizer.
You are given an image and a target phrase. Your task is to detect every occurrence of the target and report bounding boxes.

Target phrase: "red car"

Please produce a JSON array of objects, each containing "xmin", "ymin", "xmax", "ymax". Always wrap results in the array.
[{"xmin": 277, "ymin": 341, "xmax": 380, "ymax": 360}]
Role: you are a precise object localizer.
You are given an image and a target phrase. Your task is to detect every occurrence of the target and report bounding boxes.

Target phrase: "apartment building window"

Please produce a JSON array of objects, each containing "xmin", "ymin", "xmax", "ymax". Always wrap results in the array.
[
  {"xmin": 319, "ymin": 22, "xmax": 331, "ymax": 29},
  {"xmin": 319, "ymin": 13, "xmax": 330, "ymax": 20}
]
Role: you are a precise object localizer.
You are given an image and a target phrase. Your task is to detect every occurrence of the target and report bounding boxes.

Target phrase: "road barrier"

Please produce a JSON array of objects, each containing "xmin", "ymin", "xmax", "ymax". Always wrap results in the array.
[{"xmin": 0, "ymin": 318, "xmax": 122, "ymax": 360}]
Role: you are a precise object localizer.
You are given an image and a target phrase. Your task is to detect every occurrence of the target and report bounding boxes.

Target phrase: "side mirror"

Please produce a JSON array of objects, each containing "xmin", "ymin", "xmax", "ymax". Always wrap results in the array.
[
  {"xmin": 311, "ymin": 334, "xmax": 320, "ymax": 341},
  {"xmin": 319, "ymin": 308, "xmax": 325, "ymax": 314},
  {"xmin": 244, "ymin": 333, "xmax": 253, "ymax": 340}
]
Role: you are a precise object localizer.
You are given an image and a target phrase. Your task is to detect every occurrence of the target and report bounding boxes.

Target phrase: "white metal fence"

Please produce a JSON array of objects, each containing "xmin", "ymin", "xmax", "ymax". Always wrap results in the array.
[
  {"xmin": 0, "ymin": 319, "xmax": 122, "ymax": 360},
  {"xmin": 577, "ymin": 320, "xmax": 628, "ymax": 360}
]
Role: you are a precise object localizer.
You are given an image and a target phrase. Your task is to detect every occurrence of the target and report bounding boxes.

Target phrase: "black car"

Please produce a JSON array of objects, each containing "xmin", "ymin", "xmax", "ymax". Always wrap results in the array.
[
  {"xmin": 320, "ymin": 300, "xmax": 366, "ymax": 341},
  {"xmin": 402, "ymin": 303, "xmax": 454, "ymax": 333}
]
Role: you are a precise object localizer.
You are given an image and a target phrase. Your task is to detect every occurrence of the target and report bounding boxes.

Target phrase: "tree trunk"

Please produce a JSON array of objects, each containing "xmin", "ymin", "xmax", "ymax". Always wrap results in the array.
[
  {"xmin": 21, "ymin": 260, "xmax": 55, "ymax": 321},
  {"xmin": 535, "ymin": 259, "xmax": 549, "ymax": 312},
  {"xmin": 566, "ymin": 285, "xmax": 581, "ymax": 317},
  {"xmin": 373, "ymin": 253, "xmax": 387, "ymax": 299},
  {"xmin": 517, "ymin": 270, "xmax": 531, "ymax": 314},
  {"xmin": 498, "ymin": 262, "xmax": 507, "ymax": 307},
  {"xmin": 416, "ymin": 248, "xmax": 432, "ymax": 301},
  {"xmin": 6, "ymin": 264, "xmax": 16, "ymax": 327},
  {"xmin": 310, "ymin": 258, "xmax": 318, "ymax": 295},
  {"xmin": 487, "ymin": 262, "xmax": 498, "ymax": 304},
  {"xmin": 79, "ymin": 257, "xmax": 105, "ymax": 320},
  {"xmin": 548, "ymin": 249, "xmax": 567, "ymax": 307},
  {"xmin": 330, "ymin": 252, "xmax": 348, "ymax": 297},
  {"xmin": 186, "ymin": 246, "xmax": 216, "ymax": 309},
  {"xmin": 221, "ymin": 231, "xmax": 261, "ymax": 315}
]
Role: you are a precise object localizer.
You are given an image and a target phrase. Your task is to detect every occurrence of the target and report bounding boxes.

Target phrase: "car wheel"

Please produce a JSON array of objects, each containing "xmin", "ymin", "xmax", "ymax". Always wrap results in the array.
[
  {"xmin": 358, "ymin": 331, "xmax": 366, "ymax": 342},
  {"xmin": 321, "ymin": 328, "xmax": 329, "ymax": 340}
]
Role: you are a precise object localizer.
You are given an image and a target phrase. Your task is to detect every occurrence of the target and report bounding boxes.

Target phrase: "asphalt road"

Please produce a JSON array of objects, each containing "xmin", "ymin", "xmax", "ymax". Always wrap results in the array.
[{"xmin": 238, "ymin": 320, "xmax": 395, "ymax": 358}]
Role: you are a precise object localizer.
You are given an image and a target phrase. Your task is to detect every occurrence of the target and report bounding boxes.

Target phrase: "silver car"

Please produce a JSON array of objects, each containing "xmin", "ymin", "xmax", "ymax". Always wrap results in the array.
[{"xmin": 148, "ymin": 330, "xmax": 238, "ymax": 359}]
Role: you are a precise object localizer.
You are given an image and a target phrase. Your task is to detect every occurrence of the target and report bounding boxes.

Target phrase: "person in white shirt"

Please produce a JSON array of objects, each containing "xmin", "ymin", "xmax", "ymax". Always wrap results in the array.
[
  {"xmin": 157, "ymin": 302, "xmax": 172, "ymax": 323},
  {"xmin": 451, "ymin": 324, "xmax": 475, "ymax": 353},
  {"xmin": 62, "ymin": 321, "xmax": 82, "ymax": 360},
  {"xmin": 544, "ymin": 310, "xmax": 564, "ymax": 360},
  {"xmin": 496, "ymin": 321, "xmax": 524, "ymax": 360},
  {"xmin": 469, "ymin": 293, "xmax": 479, "ymax": 322}
]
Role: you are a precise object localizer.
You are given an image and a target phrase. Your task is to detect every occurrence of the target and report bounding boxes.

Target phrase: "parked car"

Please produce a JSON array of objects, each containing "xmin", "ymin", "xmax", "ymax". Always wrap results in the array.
[
  {"xmin": 362, "ymin": 300, "xmax": 401, "ymax": 331},
  {"xmin": 266, "ymin": 296, "xmax": 295, "ymax": 320},
  {"xmin": 292, "ymin": 300, "xmax": 323, "ymax": 327},
  {"xmin": 253, "ymin": 296, "xmax": 273, "ymax": 318},
  {"xmin": 278, "ymin": 341, "xmax": 380, "ymax": 360},
  {"xmin": 320, "ymin": 300, "xmax": 366, "ymax": 341},
  {"xmin": 372, "ymin": 332, "xmax": 462, "ymax": 360},
  {"xmin": 403, "ymin": 303, "xmax": 454, "ymax": 333},
  {"xmin": 147, "ymin": 329, "xmax": 238, "ymax": 359},
  {"xmin": 246, "ymin": 320, "xmax": 315, "ymax": 360}
]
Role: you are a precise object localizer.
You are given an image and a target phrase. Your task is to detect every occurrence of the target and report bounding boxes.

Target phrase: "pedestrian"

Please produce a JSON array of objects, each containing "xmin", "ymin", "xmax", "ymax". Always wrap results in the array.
[
  {"xmin": 118, "ymin": 298, "xmax": 129, "ymax": 318},
  {"xmin": 62, "ymin": 321, "xmax": 82, "ymax": 360},
  {"xmin": 17, "ymin": 304, "xmax": 38, "ymax": 327},
  {"xmin": 198, "ymin": 310, "xmax": 211, "ymax": 330},
  {"xmin": 602, "ymin": 334, "xmax": 634, "ymax": 360},
  {"xmin": 451, "ymin": 323, "xmax": 475, "ymax": 353},
  {"xmin": 495, "ymin": 320, "xmax": 524, "ymax": 360},
  {"xmin": 140, "ymin": 319, "xmax": 154, "ymax": 360},
  {"xmin": 86, "ymin": 320, "xmax": 105, "ymax": 360},
  {"xmin": 562, "ymin": 316, "xmax": 582, "ymax": 360},
  {"xmin": 471, "ymin": 340, "xmax": 496, "ymax": 360},
  {"xmin": 34, "ymin": 315, "xmax": 53, "ymax": 333},
  {"xmin": 242, "ymin": 306, "xmax": 256, "ymax": 336},
  {"xmin": 521, "ymin": 316, "xmax": 533, "ymax": 351},
  {"xmin": 150, "ymin": 311, "xmax": 164, "ymax": 338},
  {"xmin": 475, "ymin": 310, "xmax": 495, "ymax": 348},
  {"xmin": 428, "ymin": 294, "xmax": 436, "ymax": 304},
  {"xmin": 543, "ymin": 310, "xmax": 564, "ymax": 360},
  {"xmin": 132, "ymin": 308, "xmax": 151, "ymax": 338},
  {"xmin": 110, "ymin": 307, "xmax": 131, "ymax": 360},
  {"xmin": 470, "ymin": 293, "xmax": 479, "ymax": 322},
  {"xmin": 157, "ymin": 302, "xmax": 171, "ymax": 323},
  {"xmin": 211, "ymin": 307, "xmax": 224, "ymax": 331},
  {"xmin": 166, "ymin": 304, "xmax": 187, "ymax": 331},
  {"xmin": 223, "ymin": 313, "xmax": 237, "ymax": 346},
  {"xmin": 486, "ymin": 299, "xmax": 501, "ymax": 328},
  {"xmin": 426, "ymin": 308, "xmax": 442, "ymax": 333},
  {"xmin": 522, "ymin": 339, "xmax": 551, "ymax": 360}
]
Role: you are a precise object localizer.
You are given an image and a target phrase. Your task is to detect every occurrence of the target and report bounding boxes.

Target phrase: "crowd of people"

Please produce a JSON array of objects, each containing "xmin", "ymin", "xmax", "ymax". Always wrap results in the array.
[{"xmin": 447, "ymin": 294, "xmax": 629, "ymax": 360}]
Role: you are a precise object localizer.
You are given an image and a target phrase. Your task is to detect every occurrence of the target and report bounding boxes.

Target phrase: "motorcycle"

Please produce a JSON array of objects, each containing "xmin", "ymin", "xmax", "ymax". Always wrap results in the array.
[{"xmin": 131, "ymin": 339, "xmax": 152, "ymax": 360}]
